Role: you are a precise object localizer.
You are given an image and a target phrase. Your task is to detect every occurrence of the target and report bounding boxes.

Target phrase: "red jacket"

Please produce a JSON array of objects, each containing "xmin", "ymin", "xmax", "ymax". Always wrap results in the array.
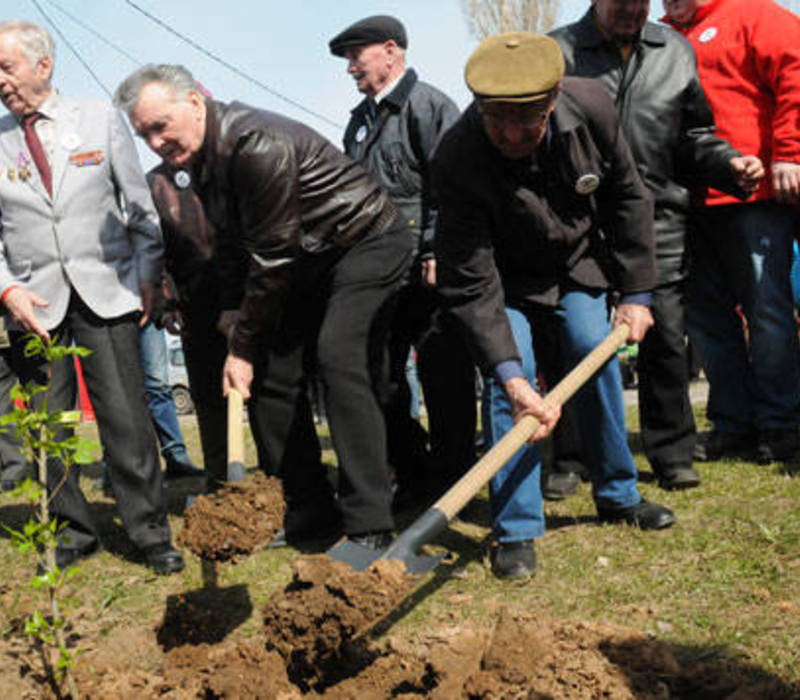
[{"xmin": 665, "ymin": 0, "xmax": 800, "ymax": 206}]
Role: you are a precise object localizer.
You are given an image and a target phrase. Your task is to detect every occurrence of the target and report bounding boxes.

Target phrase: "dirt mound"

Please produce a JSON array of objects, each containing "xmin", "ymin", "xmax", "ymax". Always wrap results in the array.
[
  {"xmin": 262, "ymin": 554, "xmax": 415, "ymax": 691},
  {"xmin": 178, "ymin": 471, "xmax": 285, "ymax": 561}
]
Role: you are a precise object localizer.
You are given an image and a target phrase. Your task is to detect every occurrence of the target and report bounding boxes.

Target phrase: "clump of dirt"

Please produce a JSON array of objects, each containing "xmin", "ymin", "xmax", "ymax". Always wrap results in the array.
[
  {"xmin": 178, "ymin": 471, "xmax": 285, "ymax": 561},
  {"xmin": 262, "ymin": 554, "xmax": 415, "ymax": 691}
]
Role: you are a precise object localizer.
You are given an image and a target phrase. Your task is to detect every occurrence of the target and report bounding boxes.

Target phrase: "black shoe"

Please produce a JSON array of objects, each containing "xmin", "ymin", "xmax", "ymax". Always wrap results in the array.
[
  {"xmin": 1, "ymin": 479, "xmax": 17, "ymax": 492},
  {"xmin": 542, "ymin": 471, "xmax": 581, "ymax": 501},
  {"xmin": 657, "ymin": 464, "xmax": 701, "ymax": 491},
  {"xmin": 597, "ymin": 500, "xmax": 676, "ymax": 530},
  {"xmin": 756, "ymin": 428, "xmax": 799, "ymax": 464},
  {"xmin": 52, "ymin": 541, "xmax": 102, "ymax": 570},
  {"xmin": 165, "ymin": 458, "xmax": 205, "ymax": 480},
  {"xmin": 347, "ymin": 530, "xmax": 393, "ymax": 550},
  {"xmin": 694, "ymin": 430, "xmax": 755, "ymax": 462},
  {"xmin": 143, "ymin": 542, "xmax": 185, "ymax": 575},
  {"xmin": 269, "ymin": 501, "xmax": 342, "ymax": 549},
  {"xmin": 489, "ymin": 540, "xmax": 536, "ymax": 580}
]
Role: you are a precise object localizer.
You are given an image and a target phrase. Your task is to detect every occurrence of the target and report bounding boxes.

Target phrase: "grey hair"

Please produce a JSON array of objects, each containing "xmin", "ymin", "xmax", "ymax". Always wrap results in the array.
[
  {"xmin": 113, "ymin": 64, "xmax": 198, "ymax": 114},
  {"xmin": 0, "ymin": 20, "xmax": 55, "ymax": 69}
]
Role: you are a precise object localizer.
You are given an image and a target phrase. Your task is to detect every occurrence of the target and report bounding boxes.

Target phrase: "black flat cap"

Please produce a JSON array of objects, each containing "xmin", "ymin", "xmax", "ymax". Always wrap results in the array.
[{"xmin": 329, "ymin": 15, "xmax": 408, "ymax": 56}]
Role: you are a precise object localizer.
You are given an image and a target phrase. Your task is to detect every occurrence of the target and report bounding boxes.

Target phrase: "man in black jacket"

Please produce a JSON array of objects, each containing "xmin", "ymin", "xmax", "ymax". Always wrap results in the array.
[
  {"xmin": 432, "ymin": 32, "xmax": 676, "ymax": 579},
  {"xmin": 329, "ymin": 15, "xmax": 476, "ymax": 507},
  {"xmin": 549, "ymin": 0, "xmax": 762, "ymax": 491},
  {"xmin": 115, "ymin": 64, "xmax": 413, "ymax": 550}
]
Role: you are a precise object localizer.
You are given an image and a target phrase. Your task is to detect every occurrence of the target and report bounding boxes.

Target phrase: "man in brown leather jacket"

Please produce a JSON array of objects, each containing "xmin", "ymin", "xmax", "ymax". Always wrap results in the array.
[{"xmin": 115, "ymin": 64, "xmax": 413, "ymax": 549}]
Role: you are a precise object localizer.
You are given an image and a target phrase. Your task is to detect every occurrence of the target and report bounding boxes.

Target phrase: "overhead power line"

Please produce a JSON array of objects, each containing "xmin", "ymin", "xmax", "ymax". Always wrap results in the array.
[
  {"xmin": 30, "ymin": 0, "xmax": 112, "ymax": 97},
  {"xmin": 42, "ymin": 0, "xmax": 141, "ymax": 66},
  {"xmin": 123, "ymin": 0, "xmax": 344, "ymax": 130}
]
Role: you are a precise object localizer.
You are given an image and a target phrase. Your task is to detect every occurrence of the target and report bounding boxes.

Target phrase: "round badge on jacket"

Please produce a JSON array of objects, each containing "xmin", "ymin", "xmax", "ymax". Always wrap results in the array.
[
  {"xmin": 61, "ymin": 133, "xmax": 81, "ymax": 151},
  {"xmin": 575, "ymin": 173, "xmax": 600, "ymax": 195},
  {"xmin": 174, "ymin": 170, "xmax": 191, "ymax": 189},
  {"xmin": 699, "ymin": 27, "xmax": 718, "ymax": 43},
  {"xmin": 355, "ymin": 125, "xmax": 368, "ymax": 143}
]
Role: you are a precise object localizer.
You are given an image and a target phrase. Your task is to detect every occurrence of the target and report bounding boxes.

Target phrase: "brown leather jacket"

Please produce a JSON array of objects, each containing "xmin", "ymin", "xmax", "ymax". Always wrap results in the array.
[
  {"xmin": 432, "ymin": 77, "xmax": 655, "ymax": 370},
  {"xmin": 187, "ymin": 100, "xmax": 397, "ymax": 359}
]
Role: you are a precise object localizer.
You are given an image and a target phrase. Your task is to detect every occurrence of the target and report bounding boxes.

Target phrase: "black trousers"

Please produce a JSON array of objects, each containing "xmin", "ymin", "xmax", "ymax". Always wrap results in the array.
[
  {"xmin": 11, "ymin": 295, "xmax": 170, "ymax": 551},
  {"xmin": 181, "ymin": 304, "xmax": 229, "ymax": 486},
  {"xmin": 385, "ymin": 282, "xmax": 476, "ymax": 494},
  {"xmin": 636, "ymin": 280, "xmax": 696, "ymax": 470},
  {"xmin": 249, "ymin": 224, "xmax": 413, "ymax": 535},
  {"xmin": 0, "ymin": 347, "xmax": 29, "ymax": 482}
]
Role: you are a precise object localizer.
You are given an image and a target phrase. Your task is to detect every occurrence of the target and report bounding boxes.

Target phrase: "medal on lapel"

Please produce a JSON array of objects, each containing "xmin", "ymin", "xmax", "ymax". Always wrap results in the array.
[
  {"xmin": 17, "ymin": 152, "xmax": 31, "ymax": 182},
  {"xmin": 355, "ymin": 124, "xmax": 368, "ymax": 143},
  {"xmin": 8, "ymin": 168, "xmax": 16, "ymax": 182}
]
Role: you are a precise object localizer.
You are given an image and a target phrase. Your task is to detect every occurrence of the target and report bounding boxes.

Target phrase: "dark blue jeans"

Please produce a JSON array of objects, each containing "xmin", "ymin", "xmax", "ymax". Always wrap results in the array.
[
  {"xmin": 483, "ymin": 291, "xmax": 642, "ymax": 543},
  {"xmin": 687, "ymin": 201, "xmax": 800, "ymax": 432}
]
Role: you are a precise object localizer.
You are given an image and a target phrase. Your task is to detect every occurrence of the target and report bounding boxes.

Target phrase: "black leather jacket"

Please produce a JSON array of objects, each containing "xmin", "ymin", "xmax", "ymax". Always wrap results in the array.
[
  {"xmin": 189, "ymin": 100, "xmax": 397, "ymax": 359},
  {"xmin": 344, "ymin": 69, "xmax": 459, "ymax": 260},
  {"xmin": 551, "ymin": 12, "xmax": 744, "ymax": 283}
]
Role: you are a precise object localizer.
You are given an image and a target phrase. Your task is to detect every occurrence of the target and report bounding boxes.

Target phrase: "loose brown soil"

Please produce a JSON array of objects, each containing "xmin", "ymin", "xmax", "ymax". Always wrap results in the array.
[
  {"xmin": 177, "ymin": 472, "xmax": 286, "ymax": 561},
  {"xmin": 3, "ymin": 519, "xmax": 797, "ymax": 698}
]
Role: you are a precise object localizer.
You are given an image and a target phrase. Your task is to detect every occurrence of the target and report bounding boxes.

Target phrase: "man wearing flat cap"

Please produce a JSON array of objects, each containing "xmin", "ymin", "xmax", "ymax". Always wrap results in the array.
[
  {"xmin": 330, "ymin": 16, "xmax": 476, "ymax": 509},
  {"xmin": 432, "ymin": 32, "xmax": 676, "ymax": 579}
]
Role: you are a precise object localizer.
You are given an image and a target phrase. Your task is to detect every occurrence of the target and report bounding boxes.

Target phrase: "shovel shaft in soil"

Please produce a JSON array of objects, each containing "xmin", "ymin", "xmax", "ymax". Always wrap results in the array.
[
  {"xmin": 328, "ymin": 323, "xmax": 631, "ymax": 574},
  {"xmin": 227, "ymin": 389, "xmax": 246, "ymax": 483}
]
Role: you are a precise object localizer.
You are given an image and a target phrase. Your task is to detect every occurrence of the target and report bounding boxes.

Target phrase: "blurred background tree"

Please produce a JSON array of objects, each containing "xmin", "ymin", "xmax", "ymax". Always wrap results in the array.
[{"xmin": 461, "ymin": 0, "xmax": 560, "ymax": 38}]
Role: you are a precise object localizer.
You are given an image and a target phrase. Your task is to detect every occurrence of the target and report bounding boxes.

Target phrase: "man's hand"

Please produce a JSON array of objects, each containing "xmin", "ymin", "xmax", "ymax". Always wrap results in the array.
[
  {"xmin": 217, "ymin": 309, "xmax": 242, "ymax": 342},
  {"xmin": 613, "ymin": 303, "xmax": 653, "ymax": 343},
  {"xmin": 139, "ymin": 281, "xmax": 155, "ymax": 328},
  {"xmin": 2, "ymin": 287, "xmax": 50, "ymax": 342},
  {"xmin": 421, "ymin": 258, "xmax": 437, "ymax": 288},
  {"xmin": 222, "ymin": 353, "xmax": 254, "ymax": 400},
  {"xmin": 503, "ymin": 376, "xmax": 561, "ymax": 444},
  {"xmin": 162, "ymin": 309, "xmax": 183, "ymax": 335},
  {"xmin": 730, "ymin": 155, "xmax": 764, "ymax": 195},
  {"xmin": 772, "ymin": 161, "xmax": 800, "ymax": 204}
]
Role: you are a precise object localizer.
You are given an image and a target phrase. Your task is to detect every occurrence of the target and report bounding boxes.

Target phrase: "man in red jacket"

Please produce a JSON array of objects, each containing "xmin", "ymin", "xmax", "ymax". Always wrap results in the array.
[{"xmin": 664, "ymin": 0, "xmax": 800, "ymax": 463}]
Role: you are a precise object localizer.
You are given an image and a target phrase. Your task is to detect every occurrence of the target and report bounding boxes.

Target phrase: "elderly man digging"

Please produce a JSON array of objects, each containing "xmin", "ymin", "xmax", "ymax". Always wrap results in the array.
[
  {"xmin": 431, "ymin": 33, "xmax": 677, "ymax": 579},
  {"xmin": 114, "ymin": 64, "xmax": 412, "ymax": 550}
]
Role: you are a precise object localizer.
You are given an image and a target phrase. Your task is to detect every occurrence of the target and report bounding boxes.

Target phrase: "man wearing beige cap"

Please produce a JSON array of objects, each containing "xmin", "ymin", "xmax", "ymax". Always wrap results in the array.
[{"xmin": 432, "ymin": 32, "xmax": 675, "ymax": 579}]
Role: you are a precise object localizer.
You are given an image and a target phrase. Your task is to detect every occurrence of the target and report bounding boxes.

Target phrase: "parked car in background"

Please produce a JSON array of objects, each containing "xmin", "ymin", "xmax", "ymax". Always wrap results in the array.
[{"xmin": 165, "ymin": 332, "xmax": 194, "ymax": 415}]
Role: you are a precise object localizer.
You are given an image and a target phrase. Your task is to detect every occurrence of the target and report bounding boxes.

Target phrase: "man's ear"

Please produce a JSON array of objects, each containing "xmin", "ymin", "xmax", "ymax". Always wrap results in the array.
[{"xmin": 36, "ymin": 55, "xmax": 53, "ymax": 83}]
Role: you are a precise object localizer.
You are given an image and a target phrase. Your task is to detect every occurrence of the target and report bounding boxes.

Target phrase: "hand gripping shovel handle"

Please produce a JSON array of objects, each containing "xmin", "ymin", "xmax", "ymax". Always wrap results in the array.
[
  {"xmin": 227, "ymin": 388, "xmax": 246, "ymax": 482},
  {"xmin": 436, "ymin": 322, "xmax": 631, "ymax": 520}
]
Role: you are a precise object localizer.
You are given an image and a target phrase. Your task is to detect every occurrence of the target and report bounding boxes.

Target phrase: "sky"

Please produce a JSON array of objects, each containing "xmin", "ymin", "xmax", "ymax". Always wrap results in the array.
[{"xmin": 2, "ymin": 0, "xmax": 797, "ymax": 167}]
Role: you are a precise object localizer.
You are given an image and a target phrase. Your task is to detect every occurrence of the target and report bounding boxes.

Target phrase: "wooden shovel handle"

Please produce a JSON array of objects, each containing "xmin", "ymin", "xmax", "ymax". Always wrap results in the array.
[
  {"xmin": 227, "ymin": 388, "xmax": 245, "ymax": 465},
  {"xmin": 435, "ymin": 323, "xmax": 631, "ymax": 521}
]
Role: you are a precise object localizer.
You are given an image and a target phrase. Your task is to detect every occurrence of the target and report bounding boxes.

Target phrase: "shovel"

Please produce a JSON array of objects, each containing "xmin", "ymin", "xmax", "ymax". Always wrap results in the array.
[
  {"xmin": 328, "ymin": 323, "xmax": 631, "ymax": 574},
  {"xmin": 226, "ymin": 388, "xmax": 247, "ymax": 483}
]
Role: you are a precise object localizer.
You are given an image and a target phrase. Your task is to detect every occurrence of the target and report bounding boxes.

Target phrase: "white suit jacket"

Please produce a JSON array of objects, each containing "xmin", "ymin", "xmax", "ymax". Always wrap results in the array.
[{"xmin": 0, "ymin": 95, "xmax": 162, "ymax": 331}]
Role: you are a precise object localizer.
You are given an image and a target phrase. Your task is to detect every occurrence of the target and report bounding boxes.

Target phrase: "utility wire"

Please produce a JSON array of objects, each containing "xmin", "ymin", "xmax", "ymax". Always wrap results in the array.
[
  {"xmin": 123, "ymin": 0, "xmax": 343, "ymax": 130},
  {"xmin": 42, "ymin": 0, "xmax": 141, "ymax": 66},
  {"xmin": 30, "ymin": 0, "xmax": 112, "ymax": 97}
]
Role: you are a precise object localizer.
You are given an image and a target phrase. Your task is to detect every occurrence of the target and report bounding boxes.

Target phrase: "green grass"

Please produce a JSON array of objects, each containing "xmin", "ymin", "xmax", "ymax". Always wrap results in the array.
[{"xmin": 1, "ymin": 406, "xmax": 799, "ymax": 690}]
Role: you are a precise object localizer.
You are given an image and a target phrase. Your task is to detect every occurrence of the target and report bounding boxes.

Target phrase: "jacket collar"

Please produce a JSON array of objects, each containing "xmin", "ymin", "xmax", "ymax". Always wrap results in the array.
[
  {"xmin": 194, "ymin": 99, "xmax": 221, "ymax": 187},
  {"xmin": 351, "ymin": 68, "xmax": 418, "ymax": 117},
  {"xmin": 572, "ymin": 9, "xmax": 667, "ymax": 49}
]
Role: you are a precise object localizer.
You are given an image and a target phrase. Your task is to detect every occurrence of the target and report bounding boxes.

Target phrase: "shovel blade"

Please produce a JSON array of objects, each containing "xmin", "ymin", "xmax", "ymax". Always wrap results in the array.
[{"xmin": 327, "ymin": 538, "xmax": 443, "ymax": 576}]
